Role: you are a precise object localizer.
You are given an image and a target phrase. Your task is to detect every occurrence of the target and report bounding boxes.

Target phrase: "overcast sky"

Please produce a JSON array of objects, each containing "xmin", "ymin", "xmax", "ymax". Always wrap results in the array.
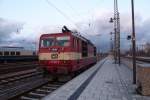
[{"xmin": 0, "ymin": 0, "xmax": 150, "ymax": 51}]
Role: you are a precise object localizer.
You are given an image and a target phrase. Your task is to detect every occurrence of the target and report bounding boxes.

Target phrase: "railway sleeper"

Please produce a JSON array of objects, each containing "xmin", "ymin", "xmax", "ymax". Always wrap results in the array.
[
  {"xmin": 29, "ymin": 92, "xmax": 46, "ymax": 97},
  {"xmin": 36, "ymin": 89, "xmax": 52, "ymax": 93},
  {"xmin": 42, "ymin": 86, "xmax": 57, "ymax": 90},
  {"xmin": 23, "ymin": 93, "xmax": 44, "ymax": 99},
  {"xmin": 34, "ymin": 90, "xmax": 50, "ymax": 94},
  {"xmin": 37, "ymin": 87, "xmax": 53, "ymax": 92},
  {"xmin": 47, "ymin": 83, "xmax": 63, "ymax": 87},
  {"xmin": 19, "ymin": 84, "xmax": 58, "ymax": 100},
  {"xmin": 0, "ymin": 72, "xmax": 41, "ymax": 85},
  {"xmin": 21, "ymin": 96, "xmax": 39, "ymax": 100}
]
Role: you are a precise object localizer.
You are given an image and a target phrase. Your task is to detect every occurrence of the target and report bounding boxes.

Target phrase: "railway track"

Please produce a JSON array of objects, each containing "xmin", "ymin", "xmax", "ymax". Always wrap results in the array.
[
  {"xmin": 124, "ymin": 56, "xmax": 150, "ymax": 63},
  {"xmin": 0, "ymin": 62, "xmax": 40, "ymax": 75},
  {"xmin": 136, "ymin": 57, "xmax": 150, "ymax": 63},
  {"xmin": 0, "ymin": 75, "xmax": 48, "ymax": 100},
  {"xmin": 0, "ymin": 67, "xmax": 67, "ymax": 100},
  {"xmin": 0, "ymin": 69, "xmax": 41, "ymax": 87},
  {"xmin": 0, "ymin": 60, "xmax": 94, "ymax": 100},
  {"xmin": 0, "ymin": 70, "xmax": 42, "ymax": 99},
  {"xmin": 13, "ymin": 81, "xmax": 65, "ymax": 100}
]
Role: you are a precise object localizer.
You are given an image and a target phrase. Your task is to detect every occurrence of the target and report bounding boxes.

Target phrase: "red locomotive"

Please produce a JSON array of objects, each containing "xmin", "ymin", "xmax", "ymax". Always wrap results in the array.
[{"xmin": 38, "ymin": 26, "xmax": 97, "ymax": 77}]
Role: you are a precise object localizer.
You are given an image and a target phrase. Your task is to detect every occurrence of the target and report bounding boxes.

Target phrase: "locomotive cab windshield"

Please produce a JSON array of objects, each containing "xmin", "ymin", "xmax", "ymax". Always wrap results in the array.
[
  {"xmin": 40, "ymin": 36, "xmax": 70, "ymax": 47},
  {"xmin": 56, "ymin": 36, "xmax": 70, "ymax": 46},
  {"xmin": 41, "ymin": 37, "xmax": 55, "ymax": 47}
]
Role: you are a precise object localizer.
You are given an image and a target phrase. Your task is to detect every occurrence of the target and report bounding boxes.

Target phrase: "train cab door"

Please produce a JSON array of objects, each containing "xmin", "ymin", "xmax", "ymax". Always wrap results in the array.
[{"xmin": 73, "ymin": 38, "xmax": 80, "ymax": 69}]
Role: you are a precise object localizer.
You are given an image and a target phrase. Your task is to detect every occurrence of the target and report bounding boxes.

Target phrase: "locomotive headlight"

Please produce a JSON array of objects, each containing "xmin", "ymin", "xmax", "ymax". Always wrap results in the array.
[{"xmin": 51, "ymin": 53, "xmax": 58, "ymax": 59}]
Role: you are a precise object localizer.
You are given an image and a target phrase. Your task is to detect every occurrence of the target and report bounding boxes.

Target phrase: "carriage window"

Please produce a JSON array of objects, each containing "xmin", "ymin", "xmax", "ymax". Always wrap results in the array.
[
  {"xmin": 56, "ymin": 36, "xmax": 70, "ymax": 46},
  {"xmin": 11, "ymin": 52, "xmax": 15, "ymax": 56},
  {"xmin": 4, "ymin": 51, "xmax": 9, "ymax": 56},
  {"xmin": 41, "ymin": 38, "xmax": 55, "ymax": 47},
  {"xmin": 16, "ymin": 52, "xmax": 20, "ymax": 56},
  {"xmin": 0, "ymin": 52, "xmax": 2, "ymax": 56}
]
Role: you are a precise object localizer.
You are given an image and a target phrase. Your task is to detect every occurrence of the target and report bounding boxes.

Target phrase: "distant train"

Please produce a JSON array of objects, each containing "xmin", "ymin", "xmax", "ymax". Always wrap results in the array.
[
  {"xmin": 0, "ymin": 46, "xmax": 37, "ymax": 62},
  {"xmin": 0, "ymin": 46, "xmax": 36, "ymax": 56},
  {"xmin": 38, "ymin": 26, "xmax": 97, "ymax": 76}
]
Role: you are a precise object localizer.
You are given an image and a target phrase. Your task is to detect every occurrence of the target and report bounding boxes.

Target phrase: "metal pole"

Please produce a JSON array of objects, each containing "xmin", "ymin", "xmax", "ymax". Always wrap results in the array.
[
  {"xmin": 117, "ymin": 12, "xmax": 121, "ymax": 65},
  {"xmin": 115, "ymin": 0, "xmax": 121, "ymax": 65},
  {"xmin": 114, "ymin": 0, "xmax": 117, "ymax": 63},
  {"xmin": 131, "ymin": 0, "xmax": 136, "ymax": 84},
  {"xmin": 114, "ymin": 0, "xmax": 120, "ymax": 64}
]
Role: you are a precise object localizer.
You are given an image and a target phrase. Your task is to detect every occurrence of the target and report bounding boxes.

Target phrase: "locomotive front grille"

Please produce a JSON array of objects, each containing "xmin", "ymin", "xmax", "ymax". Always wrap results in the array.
[
  {"xmin": 51, "ymin": 53, "xmax": 58, "ymax": 59},
  {"xmin": 39, "ymin": 52, "xmax": 81, "ymax": 60}
]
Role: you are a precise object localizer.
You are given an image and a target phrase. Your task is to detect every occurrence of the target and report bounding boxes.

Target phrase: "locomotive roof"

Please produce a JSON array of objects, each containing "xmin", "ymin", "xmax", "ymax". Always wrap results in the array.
[{"xmin": 71, "ymin": 32, "xmax": 95, "ymax": 47}]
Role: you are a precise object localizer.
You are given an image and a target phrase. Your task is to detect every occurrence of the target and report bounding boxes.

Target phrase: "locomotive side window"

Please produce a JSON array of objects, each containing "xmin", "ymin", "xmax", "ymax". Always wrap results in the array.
[
  {"xmin": 56, "ymin": 36, "xmax": 70, "ymax": 46},
  {"xmin": 76, "ymin": 39, "xmax": 78, "ymax": 48},
  {"xmin": 94, "ymin": 47, "xmax": 96, "ymax": 56},
  {"xmin": 41, "ymin": 38, "xmax": 55, "ymax": 47},
  {"xmin": 72, "ymin": 38, "xmax": 75, "ymax": 47},
  {"xmin": 4, "ymin": 51, "xmax": 9, "ymax": 56},
  {"xmin": 82, "ymin": 41, "xmax": 88, "ymax": 57},
  {"xmin": 74, "ymin": 39, "xmax": 76, "ymax": 48},
  {"xmin": 77, "ymin": 39, "xmax": 79, "ymax": 51},
  {"xmin": 74, "ymin": 38, "xmax": 77, "ymax": 48},
  {"xmin": 72, "ymin": 38, "xmax": 76, "ymax": 48}
]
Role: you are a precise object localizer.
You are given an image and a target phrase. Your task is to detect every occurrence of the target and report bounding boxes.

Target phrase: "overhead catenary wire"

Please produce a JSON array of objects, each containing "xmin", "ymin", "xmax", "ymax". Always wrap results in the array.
[
  {"xmin": 64, "ymin": 0, "xmax": 97, "ymax": 36},
  {"xmin": 45, "ymin": 0, "xmax": 79, "ymax": 30},
  {"xmin": 89, "ymin": 11, "xmax": 97, "ymax": 35},
  {"xmin": 62, "ymin": 0, "xmax": 93, "ymax": 36},
  {"xmin": 63, "ymin": 0, "xmax": 81, "ymax": 17},
  {"xmin": 44, "ymin": 0, "xmax": 99, "ymax": 38}
]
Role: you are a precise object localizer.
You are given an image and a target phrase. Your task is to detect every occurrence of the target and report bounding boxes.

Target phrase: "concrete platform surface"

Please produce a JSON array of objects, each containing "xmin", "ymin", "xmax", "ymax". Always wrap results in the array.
[{"xmin": 43, "ymin": 57, "xmax": 150, "ymax": 100}]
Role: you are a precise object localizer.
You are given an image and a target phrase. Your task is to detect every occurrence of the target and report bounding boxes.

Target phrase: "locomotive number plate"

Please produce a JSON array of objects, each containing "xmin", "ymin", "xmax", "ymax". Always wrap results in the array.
[{"xmin": 51, "ymin": 54, "xmax": 58, "ymax": 59}]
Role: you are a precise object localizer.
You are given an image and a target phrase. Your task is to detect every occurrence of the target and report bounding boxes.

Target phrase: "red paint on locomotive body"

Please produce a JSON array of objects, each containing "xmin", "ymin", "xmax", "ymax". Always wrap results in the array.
[{"xmin": 38, "ymin": 32, "xmax": 97, "ymax": 74}]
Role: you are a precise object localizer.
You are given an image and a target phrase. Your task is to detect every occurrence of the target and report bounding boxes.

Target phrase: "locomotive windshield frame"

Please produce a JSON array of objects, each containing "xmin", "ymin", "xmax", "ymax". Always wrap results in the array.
[
  {"xmin": 40, "ymin": 35, "xmax": 70, "ymax": 48},
  {"xmin": 56, "ymin": 36, "xmax": 70, "ymax": 46},
  {"xmin": 41, "ymin": 37, "xmax": 55, "ymax": 47}
]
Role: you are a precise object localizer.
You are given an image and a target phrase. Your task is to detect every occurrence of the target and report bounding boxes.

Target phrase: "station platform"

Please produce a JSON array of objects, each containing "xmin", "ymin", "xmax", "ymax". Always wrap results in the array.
[{"xmin": 43, "ymin": 56, "xmax": 150, "ymax": 100}]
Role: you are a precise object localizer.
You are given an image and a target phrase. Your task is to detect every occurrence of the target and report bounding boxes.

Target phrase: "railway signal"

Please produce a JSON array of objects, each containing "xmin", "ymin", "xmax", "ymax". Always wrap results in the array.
[{"xmin": 127, "ymin": 35, "xmax": 131, "ymax": 40}]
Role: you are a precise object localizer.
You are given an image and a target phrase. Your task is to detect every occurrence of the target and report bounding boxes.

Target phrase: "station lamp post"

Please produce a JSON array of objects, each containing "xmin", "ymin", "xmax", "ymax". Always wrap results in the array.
[
  {"xmin": 109, "ymin": 18, "xmax": 117, "ymax": 63},
  {"xmin": 131, "ymin": 0, "xmax": 137, "ymax": 84},
  {"xmin": 109, "ymin": 0, "xmax": 120, "ymax": 65}
]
